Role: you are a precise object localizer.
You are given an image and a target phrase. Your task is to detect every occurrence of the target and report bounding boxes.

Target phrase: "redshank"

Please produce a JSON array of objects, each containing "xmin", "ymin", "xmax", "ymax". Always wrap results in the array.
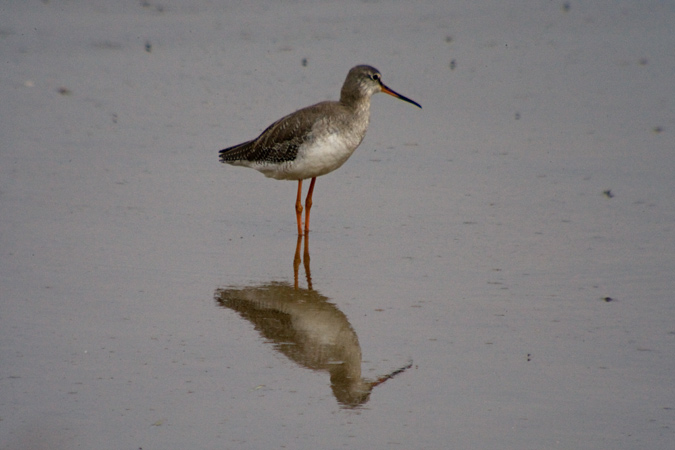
[{"xmin": 219, "ymin": 65, "xmax": 421, "ymax": 235}]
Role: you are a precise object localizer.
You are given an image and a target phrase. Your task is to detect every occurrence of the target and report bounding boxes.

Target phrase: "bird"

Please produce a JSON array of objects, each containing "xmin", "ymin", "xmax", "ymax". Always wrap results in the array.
[{"xmin": 219, "ymin": 65, "xmax": 421, "ymax": 235}]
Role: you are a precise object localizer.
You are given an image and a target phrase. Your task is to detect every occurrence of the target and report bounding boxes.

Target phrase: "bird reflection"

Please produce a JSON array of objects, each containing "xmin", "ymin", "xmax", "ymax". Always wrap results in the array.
[{"xmin": 214, "ymin": 235, "xmax": 411, "ymax": 408}]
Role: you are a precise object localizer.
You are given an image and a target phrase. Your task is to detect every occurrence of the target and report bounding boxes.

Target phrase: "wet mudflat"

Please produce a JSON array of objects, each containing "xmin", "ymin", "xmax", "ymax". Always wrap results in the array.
[{"xmin": 2, "ymin": 1, "xmax": 674, "ymax": 449}]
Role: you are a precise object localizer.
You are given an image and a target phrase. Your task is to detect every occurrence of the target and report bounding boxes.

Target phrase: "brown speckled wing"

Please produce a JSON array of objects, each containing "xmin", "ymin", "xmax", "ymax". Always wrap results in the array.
[
  {"xmin": 219, "ymin": 108, "xmax": 323, "ymax": 164},
  {"xmin": 219, "ymin": 102, "xmax": 347, "ymax": 165}
]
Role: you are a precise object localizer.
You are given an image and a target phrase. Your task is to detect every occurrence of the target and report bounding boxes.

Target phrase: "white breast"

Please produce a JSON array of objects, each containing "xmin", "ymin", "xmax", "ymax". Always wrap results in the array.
[{"xmin": 264, "ymin": 124, "xmax": 365, "ymax": 180}]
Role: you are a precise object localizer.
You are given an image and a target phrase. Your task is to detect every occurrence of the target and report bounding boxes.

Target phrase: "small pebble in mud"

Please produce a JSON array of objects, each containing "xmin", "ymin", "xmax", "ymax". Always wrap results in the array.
[
  {"xmin": 514, "ymin": 112, "xmax": 521, "ymax": 120},
  {"xmin": 301, "ymin": 57, "xmax": 308, "ymax": 67},
  {"xmin": 141, "ymin": 1, "xmax": 164, "ymax": 13},
  {"xmin": 57, "ymin": 87, "xmax": 71, "ymax": 95},
  {"xmin": 449, "ymin": 59, "xmax": 456, "ymax": 70},
  {"xmin": 527, "ymin": 353, "xmax": 532, "ymax": 362},
  {"xmin": 603, "ymin": 297, "xmax": 614, "ymax": 302},
  {"xmin": 562, "ymin": 2, "xmax": 571, "ymax": 12},
  {"xmin": 603, "ymin": 189, "xmax": 614, "ymax": 198},
  {"xmin": 653, "ymin": 126, "xmax": 663, "ymax": 133},
  {"xmin": 145, "ymin": 40, "xmax": 152, "ymax": 52}
]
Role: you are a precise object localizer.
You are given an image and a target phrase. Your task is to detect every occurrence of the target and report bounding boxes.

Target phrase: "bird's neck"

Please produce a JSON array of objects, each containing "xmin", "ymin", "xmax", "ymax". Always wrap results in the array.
[{"xmin": 340, "ymin": 94, "xmax": 371, "ymax": 120}]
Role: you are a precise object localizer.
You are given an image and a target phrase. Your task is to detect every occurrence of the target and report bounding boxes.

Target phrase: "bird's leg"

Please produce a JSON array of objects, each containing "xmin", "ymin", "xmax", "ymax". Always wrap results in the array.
[
  {"xmin": 293, "ymin": 234, "xmax": 302, "ymax": 289},
  {"xmin": 303, "ymin": 232, "xmax": 312, "ymax": 290},
  {"xmin": 304, "ymin": 177, "xmax": 316, "ymax": 235},
  {"xmin": 295, "ymin": 180, "xmax": 304, "ymax": 236}
]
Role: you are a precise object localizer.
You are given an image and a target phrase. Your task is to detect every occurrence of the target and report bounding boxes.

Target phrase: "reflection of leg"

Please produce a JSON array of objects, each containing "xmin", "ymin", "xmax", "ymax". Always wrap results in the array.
[
  {"xmin": 293, "ymin": 234, "xmax": 303, "ymax": 289},
  {"xmin": 295, "ymin": 180, "xmax": 304, "ymax": 236},
  {"xmin": 304, "ymin": 177, "xmax": 316, "ymax": 235},
  {"xmin": 303, "ymin": 233, "xmax": 312, "ymax": 290}
]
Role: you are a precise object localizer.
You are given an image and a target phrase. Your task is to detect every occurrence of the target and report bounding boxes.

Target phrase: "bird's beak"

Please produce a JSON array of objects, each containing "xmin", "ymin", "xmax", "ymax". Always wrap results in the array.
[{"xmin": 379, "ymin": 82, "xmax": 422, "ymax": 109}]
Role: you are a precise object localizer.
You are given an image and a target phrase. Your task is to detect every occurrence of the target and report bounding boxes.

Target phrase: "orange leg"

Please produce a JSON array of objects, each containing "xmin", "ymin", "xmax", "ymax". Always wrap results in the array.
[
  {"xmin": 293, "ymin": 234, "xmax": 302, "ymax": 289},
  {"xmin": 304, "ymin": 177, "xmax": 316, "ymax": 234},
  {"xmin": 303, "ymin": 232, "xmax": 312, "ymax": 290},
  {"xmin": 295, "ymin": 180, "xmax": 304, "ymax": 236}
]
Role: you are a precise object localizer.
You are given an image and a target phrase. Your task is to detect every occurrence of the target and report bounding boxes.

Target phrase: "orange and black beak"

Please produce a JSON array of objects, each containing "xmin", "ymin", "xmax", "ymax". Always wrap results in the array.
[{"xmin": 379, "ymin": 82, "xmax": 422, "ymax": 109}]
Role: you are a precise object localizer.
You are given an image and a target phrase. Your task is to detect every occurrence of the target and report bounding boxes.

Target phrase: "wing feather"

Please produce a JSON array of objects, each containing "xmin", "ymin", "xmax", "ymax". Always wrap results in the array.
[{"xmin": 219, "ymin": 102, "xmax": 346, "ymax": 164}]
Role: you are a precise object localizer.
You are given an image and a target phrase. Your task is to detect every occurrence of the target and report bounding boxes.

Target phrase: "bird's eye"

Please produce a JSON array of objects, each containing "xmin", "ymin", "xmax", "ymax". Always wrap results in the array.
[{"xmin": 371, "ymin": 73, "xmax": 381, "ymax": 81}]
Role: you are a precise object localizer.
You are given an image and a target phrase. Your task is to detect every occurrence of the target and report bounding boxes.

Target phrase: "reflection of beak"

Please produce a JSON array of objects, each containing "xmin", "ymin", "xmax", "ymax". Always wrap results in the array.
[
  {"xmin": 380, "ymin": 82, "xmax": 422, "ymax": 109},
  {"xmin": 371, "ymin": 359, "xmax": 413, "ymax": 387}
]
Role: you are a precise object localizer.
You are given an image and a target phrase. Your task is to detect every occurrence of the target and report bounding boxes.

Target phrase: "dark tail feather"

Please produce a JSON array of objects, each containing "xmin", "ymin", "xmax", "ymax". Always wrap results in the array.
[{"xmin": 219, "ymin": 141, "xmax": 253, "ymax": 163}]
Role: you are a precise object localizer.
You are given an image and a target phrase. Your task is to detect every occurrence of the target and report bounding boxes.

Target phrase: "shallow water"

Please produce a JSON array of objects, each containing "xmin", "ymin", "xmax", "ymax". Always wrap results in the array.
[{"xmin": 2, "ymin": 1, "xmax": 674, "ymax": 449}]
